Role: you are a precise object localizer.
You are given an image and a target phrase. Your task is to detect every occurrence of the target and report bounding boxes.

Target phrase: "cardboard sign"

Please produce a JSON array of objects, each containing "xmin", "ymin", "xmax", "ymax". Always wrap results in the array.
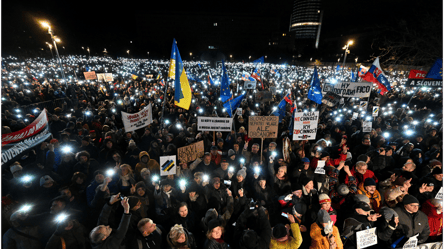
[
  {"xmin": 121, "ymin": 104, "xmax": 153, "ymax": 132},
  {"xmin": 360, "ymin": 101, "xmax": 368, "ymax": 110},
  {"xmin": 403, "ymin": 235, "xmax": 418, "ymax": 249},
  {"xmin": 256, "ymin": 91, "xmax": 273, "ymax": 102},
  {"xmin": 160, "ymin": 155, "xmax": 177, "ymax": 176},
  {"xmin": 293, "ymin": 111, "xmax": 319, "ymax": 140},
  {"xmin": 372, "ymin": 106, "xmax": 379, "ymax": 117},
  {"xmin": 197, "ymin": 117, "xmax": 233, "ymax": 132},
  {"xmin": 97, "ymin": 73, "xmax": 114, "ymax": 82},
  {"xmin": 352, "ymin": 112, "xmax": 359, "ymax": 120},
  {"xmin": 236, "ymin": 108, "xmax": 242, "ymax": 116},
  {"xmin": 363, "ymin": 121, "xmax": 372, "ymax": 132},
  {"xmin": 83, "ymin": 71, "xmax": 97, "ymax": 80},
  {"xmin": 177, "ymin": 140, "xmax": 205, "ymax": 163},
  {"xmin": 356, "ymin": 228, "xmax": 377, "ymax": 249},
  {"xmin": 244, "ymin": 81, "xmax": 257, "ymax": 89},
  {"xmin": 248, "ymin": 116, "xmax": 279, "ymax": 138},
  {"xmin": 314, "ymin": 160, "xmax": 325, "ymax": 174},
  {"xmin": 321, "ymin": 92, "xmax": 341, "ymax": 107},
  {"xmin": 322, "ymin": 82, "xmax": 373, "ymax": 97}
]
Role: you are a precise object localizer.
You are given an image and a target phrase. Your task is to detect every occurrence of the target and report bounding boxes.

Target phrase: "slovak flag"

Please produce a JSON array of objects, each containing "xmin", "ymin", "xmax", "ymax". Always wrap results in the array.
[
  {"xmin": 362, "ymin": 57, "xmax": 391, "ymax": 95},
  {"xmin": 358, "ymin": 65, "xmax": 369, "ymax": 77}
]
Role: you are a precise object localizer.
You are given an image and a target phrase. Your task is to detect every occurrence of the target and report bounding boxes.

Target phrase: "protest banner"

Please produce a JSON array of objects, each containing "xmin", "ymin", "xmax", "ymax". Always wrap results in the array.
[
  {"xmin": 2, "ymin": 109, "xmax": 52, "ymax": 166},
  {"xmin": 236, "ymin": 108, "xmax": 242, "ymax": 116},
  {"xmin": 436, "ymin": 187, "xmax": 443, "ymax": 199},
  {"xmin": 97, "ymin": 73, "xmax": 114, "ymax": 82},
  {"xmin": 293, "ymin": 111, "xmax": 319, "ymax": 140},
  {"xmin": 177, "ymin": 140, "xmax": 205, "ymax": 163},
  {"xmin": 83, "ymin": 71, "xmax": 97, "ymax": 80},
  {"xmin": 160, "ymin": 155, "xmax": 177, "ymax": 176},
  {"xmin": 321, "ymin": 92, "xmax": 341, "ymax": 107},
  {"xmin": 403, "ymin": 235, "xmax": 418, "ymax": 249},
  {"xmin": 244, "ymin": 81, "xmax": 256, "ymax": 89},
  {"xmin": 405, "ymin": 69, "xmax": 443, "ymax": 87},
  {"xmin": 197, "ymin": 117, "xmax": 233, "ymax": 132},
  {"xmin": 363, "ymin": 121, "xmax": 372, "ymax": 132},
  {"xmin": 356, "ymin": 228, "xmax": 377, "ymax": 249},
  {"xmin": 121, "ymin": 103, "xmax": 153, "ymax": 132},
  {"xmin": 372, "ymin": 106, "xmax": 379, "ymax": 117},
  {"xmin": 248, "ymin": 116, "xmax": 279, "ymax": 138},
  {"xmin": 322, "ymin": 82, "xmax": 373, "ymax": 97}
]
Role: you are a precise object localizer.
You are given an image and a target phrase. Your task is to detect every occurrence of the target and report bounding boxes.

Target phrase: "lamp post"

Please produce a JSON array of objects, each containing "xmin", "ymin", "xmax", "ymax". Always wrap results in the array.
[
  {"xmin": 189, "ymin": 52, "xmax": 192, "ymax": 61},
  {"xmin": 87, "ymin": 47, "xmax": 90, "ymax": 58},
  {"xmin": 342, "ymin": 40, "xmax": 353, "ymax": 79},
  {"xmin": 46, "ymin": 42, "xmax": 54, "ymax": 59},
  {"xmin": 40, "ymin": 21, "xmax": 66, "ymax": 85}
]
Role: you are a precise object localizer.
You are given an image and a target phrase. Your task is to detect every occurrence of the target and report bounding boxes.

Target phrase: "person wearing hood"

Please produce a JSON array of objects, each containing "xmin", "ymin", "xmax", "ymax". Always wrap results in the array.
[
  {"xmin": 270, "ymin": 212, "xmax": 303, "ymax": 248},
  {"xmin": 184, "ymin": 181, "xmax": 208, "ymax": 219},
  {"xmin": 124, "ymin": 139, "xmax": 141, "ymax": 166},
  {"xmin": 230, "ymin": 168, "xmax": 248, "ymax": 199},
  {"xmin": 421, "ymin": 198, "xmax": 443, "ymax": 242},
  {"xmin": 135, "ymin": 151, "xmax": 160, "ymax": 180},
  {"xmin": 374, "ymin": 206, "xmax": 400, "ymax": 248},
  {"xmin": 204, "ymin": 219, "xmax": 229, "ymax": 249},
  {"xmin": 169, "ymin": 202, "xmax": 196, "ymax": 235},
  {"xmin": 98, "ymin": 139, "xmax": 117, "ymax": 165},
  {"xmin": 154, "ymin": 179, "xmax": 181, "ymax": 220},
  {"xmin": 252, "ymin": 174, "xmax": 275, "ymax": 211},
  {"xmin": 167, "ymin": 224, "xmax": 197, "ymax": 249},
  {"xmin": 204, "ymin": 176, "xmax": 233, "ymax": 216},
  {"xmin": 309, "ymin": 209, "xmax": 343, "ymax": 249},
  {"xmin": 73, "ymin": 150, "xmax": 101, "ymax": 183},
  {"xmin": 129, "ymin": 181, "xmax": 155, "ymax": 219}
]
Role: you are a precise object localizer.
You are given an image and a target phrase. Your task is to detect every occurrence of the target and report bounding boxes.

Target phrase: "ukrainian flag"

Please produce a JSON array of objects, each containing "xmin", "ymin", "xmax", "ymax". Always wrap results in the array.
[{"xmin": 168, "ymin": 38, "xmax": 192, "ymax": 110}]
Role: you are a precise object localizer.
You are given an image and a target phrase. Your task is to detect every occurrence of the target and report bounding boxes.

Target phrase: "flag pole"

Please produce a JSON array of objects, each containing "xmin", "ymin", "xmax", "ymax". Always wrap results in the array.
[
  {"xmin": 160, "ymin": 76, "xmax": 169, "ymax": 129},
  {"xmin": 228, "ymin": 90, "xmax": 237, "ymax": 140}
]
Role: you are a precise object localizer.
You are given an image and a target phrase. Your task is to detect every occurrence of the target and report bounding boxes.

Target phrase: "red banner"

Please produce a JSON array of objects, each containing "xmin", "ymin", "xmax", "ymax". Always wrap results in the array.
[
  {"xmin": 408, "ymin": 69, "xmax": 427, "ymax": 79},
  {"xmin": 1, "ymin": 109, "xmax": 49, "ymax": 146}
]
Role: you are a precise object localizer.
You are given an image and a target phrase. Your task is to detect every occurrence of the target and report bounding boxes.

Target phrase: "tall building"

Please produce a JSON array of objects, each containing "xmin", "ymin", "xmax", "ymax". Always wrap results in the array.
[{"xmin": 289, "ymin": 0, "xmax": 322, "ymax": 40}]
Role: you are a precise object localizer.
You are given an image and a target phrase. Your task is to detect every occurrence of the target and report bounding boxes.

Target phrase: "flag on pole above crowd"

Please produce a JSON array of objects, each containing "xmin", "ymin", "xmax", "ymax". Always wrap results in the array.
[
  {"xmin": 362, "ymin": 57, "xmax": 391, "ymax": 95},
  {"xmin": 288, "ymin": 101, "xmax": 297, "ymax": 135},
  {"xmin": 307, "ymin": 67, "xmax": 323, "ymax": 104},
  {"xmin": 426, "ymin": 58, "xmax": 443, "ymax": 79},
  {"xmin": 220, "ymin": 60, "xmax": 232, "ymax": 103},
  {"xmin": 358, "ymin": 65, "xmax": 369, "ymax": 77},
  {"xmin": 272, "ymin": 93, "xmax": 291, "ymax": 122},
  {"xmin": 223, "ymin": 94, "xmax": 245, "ymax": 117},
  {"xmin": 253, "ymin": 56, "xmax": 265, "ymax": 65},
  {"xmin": 208, "ymin": 70, "xmax": 214, "ymax": 86},
  {"xmin": 168, "ymin": 38, "xmax": 192, "ymax": 110},
  {"xmin": 351, "ymin": 69, "xmax": 357, "ymax": 82}
]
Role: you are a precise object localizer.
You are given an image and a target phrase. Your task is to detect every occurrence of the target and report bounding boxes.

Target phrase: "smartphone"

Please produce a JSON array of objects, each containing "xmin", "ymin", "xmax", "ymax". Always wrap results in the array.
[{"xmin": 281, "ymin": 212, "xmax": 288, "ymax": 218}]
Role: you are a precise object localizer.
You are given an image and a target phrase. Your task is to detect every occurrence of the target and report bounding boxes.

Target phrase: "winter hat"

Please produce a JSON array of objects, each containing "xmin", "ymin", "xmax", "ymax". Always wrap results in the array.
[
  {"xmin": 354, "ymin": 194, "xmax": 370, "ymax": 204},
  {"xmin": 228, "ymin": 149, "xmax": 235, "ymax": 157},
  {"xmin": 337, "ymin": 184, "xmax": 350, "ymax": 196},
  {"xmin": 302, "ymin": 157, "xmax": 310, "ymax": 163},
  {"xmin": 364, "ymin": 178, "xmax": 376, "ymax": 187},
  {"xmin": 207, "ymin": 219, "xmax": 221, "ymax": 232},
  {"xmin": 380, "ymin": 207, "xmax": 398, "ymax": 221},
  {"xmin": 128, "ymin": 196, "xmax": 140, "ymax": 208},
  {"xmin": 237, "ymin": 168, "xmax": 247, "ymax": 178},
  {"xmin": 291, "ymin": 182, "xmax": 303, "ymax": 192},
  {"xmin": 429, "ymin": 159, "xmax": 442, "ymax": 168},
  {"xmin": 40, "ymin": 175, "xmax": 55, "ymax": 187},
  {"xmin": 10, "ymin": 164, "xmax": 23, "ymax": 174},
  {"xmin": 317, "ymin": 209, "xmax": 331, "ymax": 224},
  {"xmin": 272, "ymin": 224, "xmax": 287, "ymax": 239},
  {"xmin": 320, "ymin": 151, "xmax": 330, "ymax": 158},
  {"xmin": 300, "ymin": 175, "xmax": 312, "ymax": 187},
  {"xmin": 210, "ymin": 146, "xmax": 218, "ymax": 151},
  {"xmin": 432, "ymin": 167, "xmax": 443, "ymax": 175},
  {"xmin": 292, "ymin": 199, "xmax": 307, "ymax": 216},
  {"xmin": 319, "ymin": 194, "xmax": 331, "ymax": 205},
  {"xmin": 135, "ymin": 181, "xmax": 147, "ymax": 192},
  {"xmin": 357, "ymin": 154, "xmax": 368, "ymax": 162},
  {"xmin": 353, "ymin": 201, "xmax": 373, "ymax": 212},
  {"xmin": 242, "ymin": 230, "xmax": 259, "ymax": 249},
  {"xmin": 402, "ymin": 195, "xmax": 419, "ymax": 205}
]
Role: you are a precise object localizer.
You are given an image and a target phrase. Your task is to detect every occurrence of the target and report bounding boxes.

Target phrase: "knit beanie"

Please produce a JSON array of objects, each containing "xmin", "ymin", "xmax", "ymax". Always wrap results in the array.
[
  {"xmin": 402, "ymin": 195, "xmax": 419, "ymax": 205},
  {"xmin": 319, "ymin": 194, "xmax": 331, "ymax": 205},
  {"xmin": 272, "ymin": 224, "xmax": 287, "ymax": 239},
  {"xmin": 317, "ymin": 209, "xmax": 331, "ymax": 224},
  {"xmin": 364, "ymin": 178, "xmax": 376, "ymax": 187},
  {"xmin": 237, "ymin": 168, "xmax": 247, "ymax": 178}
]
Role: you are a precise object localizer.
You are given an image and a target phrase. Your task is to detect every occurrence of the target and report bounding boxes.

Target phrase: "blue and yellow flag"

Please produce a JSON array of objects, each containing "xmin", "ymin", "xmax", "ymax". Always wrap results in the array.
[
  {"xmin": 426, "ymin": 58, "xmax": 443, "ymax": 80},
  {"xmin": 220, "ymin": 60, "xmax": 232, "ymax": 103},
  {"xmin": 168, "ymin": 39, "xmax": 192, "ymax": 110}
]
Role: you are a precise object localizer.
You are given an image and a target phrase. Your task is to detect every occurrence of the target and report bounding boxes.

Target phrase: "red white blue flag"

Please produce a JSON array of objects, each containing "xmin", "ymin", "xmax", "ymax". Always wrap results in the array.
[{"xmin": 362, "ymin": 57, "xmax": 391, "ymax": 95}]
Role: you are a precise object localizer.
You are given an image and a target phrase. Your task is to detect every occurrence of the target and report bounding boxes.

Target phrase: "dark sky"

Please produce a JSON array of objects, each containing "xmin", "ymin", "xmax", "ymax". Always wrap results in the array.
[{"xmin": 2, "ymin": 0, "xmax": 442, "ymax": 61}]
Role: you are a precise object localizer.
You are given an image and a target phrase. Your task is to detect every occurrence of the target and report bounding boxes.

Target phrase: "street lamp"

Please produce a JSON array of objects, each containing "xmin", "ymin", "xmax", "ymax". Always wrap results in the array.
[
  {"xmin": 189, "ymin": 52, "xmax": 192, "ymax": 61},
  {"xmin": 147, "ymin": 52, "xmax": 149, "ymax": 59},
  {"xmin": 127, "ymin": 50, "xmax": 130, "ymax": 56},
  {"xmin": 40, "ymin": 21, "xmax": 66, "ymax": 85},
  {"xmin": 342, "ymin": 40, "xmax": 353, "ymax": 79},
  {"xmin": 46, "ymin": 42, "xmax": 54, "ymax": 59},
  {"xmin": 87, "ymin": 47, "xmax": 90, "ymax": 57}
]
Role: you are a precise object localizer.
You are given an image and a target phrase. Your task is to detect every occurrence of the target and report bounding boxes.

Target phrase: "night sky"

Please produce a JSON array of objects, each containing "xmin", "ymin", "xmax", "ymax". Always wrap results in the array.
[{"xmin": 2, "ymin": 0, "xmax": 442, "ymax": 63}]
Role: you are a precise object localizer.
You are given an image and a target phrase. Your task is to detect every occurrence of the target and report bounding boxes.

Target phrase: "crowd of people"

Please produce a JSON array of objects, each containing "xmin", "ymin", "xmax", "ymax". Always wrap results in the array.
[{"xmin": 1, "ymin": 55, "xmax": 442, "ymax": 249}]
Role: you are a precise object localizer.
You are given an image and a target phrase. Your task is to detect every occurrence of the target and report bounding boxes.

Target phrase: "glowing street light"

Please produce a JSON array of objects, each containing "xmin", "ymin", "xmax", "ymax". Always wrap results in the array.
[
  {"xmin": 342, "ymin": 40, "xmax": 353, "ymax": 79},
  {"xmin": 40, "ymin": 20, "xmax": 66, "ymax": 85}
]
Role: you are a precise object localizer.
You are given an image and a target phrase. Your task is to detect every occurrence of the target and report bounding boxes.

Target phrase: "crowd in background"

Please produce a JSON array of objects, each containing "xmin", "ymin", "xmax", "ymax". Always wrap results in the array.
[{"xmin": 1, "ymin": 55, "xmax": 442, "ymax": 249}]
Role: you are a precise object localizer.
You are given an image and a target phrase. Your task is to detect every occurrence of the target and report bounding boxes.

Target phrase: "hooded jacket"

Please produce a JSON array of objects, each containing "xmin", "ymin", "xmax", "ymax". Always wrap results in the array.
[
  {"xmin": 420, "ymin": 199, "xmax": 442, "ymax": 237},
  {"xmin": 309, "ymin": 222, "xmax": 343, "ymax": 249},
  {"xmin": 135, "ymin": 151, "xmax": 160, "ymax": 179}
]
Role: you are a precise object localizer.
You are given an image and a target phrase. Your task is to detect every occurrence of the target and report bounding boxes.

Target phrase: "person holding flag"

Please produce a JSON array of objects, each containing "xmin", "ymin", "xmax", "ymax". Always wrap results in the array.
[
  {"xmin": 307, "ymin": 67, "xmax": 323, "ymax": 104},
  {"xmin": 271, "ymin": 93, "xmax": 292, "ymax": 122},
  {"xmin": 223, "ymin": 93, "xmax": 246, "ymax": 117},
  {"xmin": 362, "ymin": 57, "xmax": 391, "ymax": 95},
  {"xmin": 168, "ymin": 38, "xmax": 192, "ymax": 110}
]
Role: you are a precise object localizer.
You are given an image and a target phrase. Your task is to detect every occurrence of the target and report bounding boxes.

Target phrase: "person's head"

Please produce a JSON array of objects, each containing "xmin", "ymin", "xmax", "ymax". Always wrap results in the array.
[
  {"xmin": 137, "ymin": 218, "xmax": 157, "ymax": 237},
  {"xmin": 212, "ymin": 177, "xmax": 221, "ymax": 190},
  {"xmin": 237, "ymin": 168, "xmax": 246, "ymax": 182},
  {"xmin": 220, "ymin": 159, "xmax": 229, "ymax": 170},
  {"xmin": 206, "ymin": 219, "xmax": 223, "ymax": 240},
  {"xmin": 319, "ymin": 194, "xmax": 331, "ymax": 211},
  {"xmin": 119, "ymin": 164, "xmax": 132, "ymax": 176},
  {"xmin": 402, "ymin": 162, "xmax": 416, "ymax": 172},
  {"xmin": 135, "ymin": 181, "xmax": 147, "ymax": 196},
  {"xmin": 141, "ymin": 155, "xmax": 149, "ymax": 163},
  {"xmin": 112, "ymin": 153, "xmax": 121, "ymax": 162},
  {"xmin": 277, "ymin": 166, "xmax": 287, "ymax": 178},
  {"xmin": 10, "ymin": 163, "xmax": 23, "ymax": 179},
  {"xmin": 169, "ymin": 224, "xmax": 187, "ymax": 244},
  {"xmin": 233, "ymin": 143, "xmax": 240, "ymax": 151},
  {"xmin": 272, "ymin": 223, "xmax": 288, "ymax": 242},
  {"xmin": 355, "ymin": 161, "xmax": 368, "ymax": 175},
  {"xmin": 50, "ymin": 197, "xmax": 67, "ymax": 214},
  {"xmin": 302, "ymin": 157, "xmax": 310, "ymax": 170},
  {"xmin": 258, "ymin": 175, "xmax": 267, "ymax": 189},
  {"xmin": 268, "ymin": 142, "xmax": 277, "ymax": 151},
  {"xmin": 252, "ymin": 143, "xmax": 260, "ymax": 154},
  {"xmin": 210, "ymin": 146, "xmax": 218, "ymax": 155},
  {"xmin": 203, "ymin": 153, "xmax": 211, "ymax": 164},
  {"xmin": 301, "ymin": 176, "xmax": 314, "ymax": 192},
  {"xmin": 432, "ymin": 167, "xmax": 443, "ymax": 181},
  {"xmin": 362, "ymin": 138, "xmax": 371, "ymax": 146},
  {"xmin": 363, "ymin": 178, "xmax": 377, "ymax": 194},
  {"xmin": 403, "ymin": 195, "xmax": 420, "ymax": 214},
  {"xmin": 178, "ymin": 202, "xmax": 188, "ymax": 218},
  {"xmin": 431, "ymin": 198, "xmax": 443, "ymax": 214},
  {"xmin": 140, "ymin": 168, "xmax": 151, "ymax": 180},
  {"xmin": 354, "ymin": 201, "xmax": 372, "ymax": 216},
  {"xmin": 194, "ymin": 172, "xmax": 203, "ymax": 184},
  {"xmin": 59, "ymin": 186, "xmax": 72, "ymax": 198},
  {"xmin": 90, "ymin": 224, "xmax": 113, "ymax": 244},
  {"xmin": 105, "ymin": 140, "xmax": 113, "ymax": 149},
  {"xmin": 162, "ymin": 180, "xmax": 172, "ymax": 192},
  {"xmin": 76, "ymin": 151, "xmax": 90, "ymax": 163}
]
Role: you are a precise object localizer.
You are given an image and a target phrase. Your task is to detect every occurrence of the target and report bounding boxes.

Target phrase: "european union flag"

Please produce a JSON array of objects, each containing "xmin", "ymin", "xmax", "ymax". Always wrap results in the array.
[
  {"xmin": 426, "ymin": 58, "xmax": 443, "ymax": 80},
  {"xmin": 253, "ymin": 56, "xmax": 264, "ymax": 65},
  {"xmin": 220, "ymin": 60, "xmax": 232, "ymax": 103},
  {"xmin": 351, "ymin": 69, "xmax": 357, "ymax": 82},
  {"xmin": 336, "ymin": 65, "xmax": 340, "ymax": 71},
  {"xmin": 272, "ymin": 93, "xmax": 291, "ymax": 122},
  {"xmin": 308, "ymin": 67, "xmax": 323, "ymax": 104},
  {"xmin": 168, "ymin": 38, "xmax": 192, "ymax": 110},
  {"xmin": 223, "ymin": 94, "xmax": 245, "ymax": 117}
]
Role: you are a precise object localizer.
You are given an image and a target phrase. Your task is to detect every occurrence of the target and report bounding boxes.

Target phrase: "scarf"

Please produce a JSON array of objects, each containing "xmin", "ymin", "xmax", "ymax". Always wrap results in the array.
[{"xmin": 120, "ymin": 174, "xmax": 131, "ymax": 187}]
